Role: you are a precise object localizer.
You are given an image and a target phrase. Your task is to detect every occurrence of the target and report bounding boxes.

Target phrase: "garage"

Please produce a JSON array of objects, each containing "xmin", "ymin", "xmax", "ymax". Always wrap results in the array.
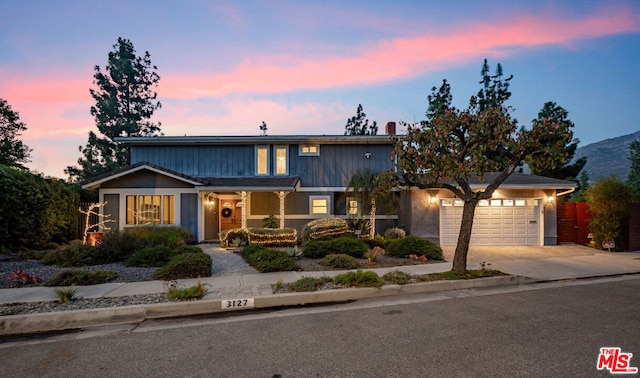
[{"xmin": 440, "ymin": 198, "xmax": 541, "ymax": 246}]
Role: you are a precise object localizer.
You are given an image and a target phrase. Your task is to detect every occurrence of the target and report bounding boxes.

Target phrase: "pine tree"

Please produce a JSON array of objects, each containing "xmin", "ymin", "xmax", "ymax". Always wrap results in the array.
[
  {"xmin": 0, "ymin": 98, "xmax": 31, "ymax": 169},
  {"xmin": 344, "ymin": 104, "xmax": 378, "ymax": 135},
  {"xmin": 66, "ymin": 38, "xmax": 161, "ymax": 181}
]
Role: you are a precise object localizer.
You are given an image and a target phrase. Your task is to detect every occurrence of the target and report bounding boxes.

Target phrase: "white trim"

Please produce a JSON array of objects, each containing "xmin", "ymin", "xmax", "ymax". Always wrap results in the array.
[
  {"xmin": 274, "ymin": 145, "xmax": 288, "ymax": 175},
  {"xmin": 82, "ymin": 164, "xmax": 204, "ymax": 190},
  {"xmin": 299, "ymin": 144, "xmax": 320, "ymax": 156},
  {"xmin": 99, "ymin": 188, "xmax": 189, "ymax": 230},
  {"xmin": 256, "ymin": 145, "xmax": 269, "ymax": 175},
  {"xmin": 309, "ymin": 195, "xmax": 331, "ymax": 215}
]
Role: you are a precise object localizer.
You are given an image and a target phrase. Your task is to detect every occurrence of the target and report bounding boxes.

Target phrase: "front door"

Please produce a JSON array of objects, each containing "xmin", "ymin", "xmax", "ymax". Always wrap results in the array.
[{"xmin": 220, "ymin": 199, "xmax": 242, "ymax": 231}]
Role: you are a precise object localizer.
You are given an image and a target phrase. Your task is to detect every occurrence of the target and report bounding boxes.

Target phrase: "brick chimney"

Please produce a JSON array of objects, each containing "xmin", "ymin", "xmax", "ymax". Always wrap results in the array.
[{"xmin": 385, "ymin": 121, "xmax": 396, "ymax": 135}]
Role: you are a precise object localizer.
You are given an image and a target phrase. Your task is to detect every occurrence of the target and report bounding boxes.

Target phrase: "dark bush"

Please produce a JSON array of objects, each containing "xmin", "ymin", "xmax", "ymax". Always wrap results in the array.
[
  {"xmin": 301, "ymin": 239, "xmax": 334, "ymax": 258},
  {"xmin": 333, "ymin": 270, "xmax": 383, "ymax": 288},
  {"xmin": 44, "ymin": 270, "xmax": 118, "ymax": 286},
  {"xmin": 329, "ymin": 237, "xmax": 368, "ymax": 258},
  {"xmin": 126, "ymin": 245, "xmax": 175, "ymax": 267},
  {"xmin": 385, "ymin": 236, "xmax": 443, "ymax": 260},
  {"xmin": 245, "ymin": 249, "xmax": 300, "ymax": 273},
  {"xmin": 302, "ymin": 236, "xmax": 368, "ymax": 259},
  {"xmin": 240, "ymin": 244, "xmax": 268, "ymax": 260},
  {"xmin": 153, "ymin": 253, "xmax": 212, "ymax": 280},
  {"xmin": 172, "ymin": 245, "xmax": 203, "ymax": 255},
  {"xmin": 127, "ymin": 226, "xmax": 195, "ymax": 248},
  {"xmin": 42, "ymin": 243, "xmax": 103, "ymax": 267},
  {"xmin": 318, "ymin": 254, "xmax": 360, "ymax": 269},
  {"xmin": 98, "ymin": 230, "xmax": 145, "ymax": 262},
  {"xmin": 363, "ymin": 238, "xmax": 386, "ymax": 249}
]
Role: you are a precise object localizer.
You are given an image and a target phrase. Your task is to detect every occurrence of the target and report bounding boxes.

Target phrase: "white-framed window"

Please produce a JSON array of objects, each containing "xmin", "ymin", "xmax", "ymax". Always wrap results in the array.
[
  {"xmin": 275, "ymin": 145, "xmax": 288, "ymax": 175},
  {"xmin": 126, "ymin": 195, "xmax": 175, "ymax": 225},
  {"xmin": 299, "ymin": 144, "xmax": 319, "ymax": 156},
  {"xmin": 347, "ymin": 197, "xmax": 359, "ymax": 216},
  {"xmin": 310, "ymin": 195, "xmax": 330, "ymax": 215},
  {"xmin": 256, "ymin": 145, "xmax": 269, "ymax": 175}
]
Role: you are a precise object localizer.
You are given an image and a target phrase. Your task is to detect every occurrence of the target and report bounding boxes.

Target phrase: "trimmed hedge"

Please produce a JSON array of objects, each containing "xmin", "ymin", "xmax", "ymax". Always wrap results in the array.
[
  {"xmin": 300, "ymin": 218, "xmax": 350, "ymax": 242},
  {"xmin": 125, "ymin": 245, "xmax": 175, "ymax": 267},
  {"xmin": 153, "ymin": 253, "xmax": 212, "ymax": 280},
  {"xmin": 219, "ymin": 228, "xmax": 249, "ymax": 247},
  {"xmin": 247, "ymin": 227, "xmax": 297, "ymax": 247},
  {"xmin": 385, "ymin": 236, "xmax": 444, "ymax": 260}
]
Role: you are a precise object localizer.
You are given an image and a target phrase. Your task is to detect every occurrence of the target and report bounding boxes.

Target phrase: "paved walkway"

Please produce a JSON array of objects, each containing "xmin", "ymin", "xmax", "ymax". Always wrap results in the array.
[{"xmin": 1, "ymin": 243, "xmax": 639, "ymax": 305}]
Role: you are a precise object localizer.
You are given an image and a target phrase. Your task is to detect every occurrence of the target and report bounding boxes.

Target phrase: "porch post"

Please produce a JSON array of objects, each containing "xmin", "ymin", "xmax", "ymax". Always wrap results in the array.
[
  {"xmin": 277, "ymin": 191, "xmax": 288, "ymax": 229},
  {"xmin": 240, "ymin": 191, "xmax": 247, "ymax": 229}
]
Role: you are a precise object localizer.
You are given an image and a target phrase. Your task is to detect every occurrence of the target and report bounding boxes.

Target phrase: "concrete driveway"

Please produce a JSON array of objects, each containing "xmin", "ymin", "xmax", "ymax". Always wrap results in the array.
[{"xmin": 441, "ymin": 244, "xmax": 640, "ymax": 281}]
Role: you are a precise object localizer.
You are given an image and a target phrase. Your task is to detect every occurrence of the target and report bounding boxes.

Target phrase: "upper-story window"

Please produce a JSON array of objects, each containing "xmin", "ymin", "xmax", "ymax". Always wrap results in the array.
[
  {"xmin": 256, "ymin": 145, "xmax": 268, "ymax": 175},
  {"xmin": 275, "ymin": 145, "xmax": 288, "ymax": 175},
  {"xmin": 299, "ymin": 144, "xmax": 320, "ymax": 156}
]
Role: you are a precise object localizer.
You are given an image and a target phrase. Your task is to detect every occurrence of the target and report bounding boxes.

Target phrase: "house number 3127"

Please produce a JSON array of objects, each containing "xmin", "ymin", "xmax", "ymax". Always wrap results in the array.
[{"xmin": 222, "ymin": 298, "xmax": 254, "ymax": 309}]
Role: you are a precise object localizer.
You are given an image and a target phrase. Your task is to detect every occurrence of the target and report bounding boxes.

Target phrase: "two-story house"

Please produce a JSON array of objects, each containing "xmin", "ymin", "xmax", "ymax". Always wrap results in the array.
[{"xmin": 82, "ymin": 128, "xmax": 576, "ymax": 246}]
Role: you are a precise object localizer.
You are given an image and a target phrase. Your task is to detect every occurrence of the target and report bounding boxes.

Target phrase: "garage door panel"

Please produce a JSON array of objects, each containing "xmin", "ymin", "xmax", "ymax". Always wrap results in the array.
[{"xmin": 441, "ymin": 199, "xmax": 540, "ymax": 246}]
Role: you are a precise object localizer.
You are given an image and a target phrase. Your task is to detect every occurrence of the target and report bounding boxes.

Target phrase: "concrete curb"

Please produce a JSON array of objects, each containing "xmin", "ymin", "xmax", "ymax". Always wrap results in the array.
[{"xmin": 0, "ymin": 275, "xmax": 523, "ymax": 337}]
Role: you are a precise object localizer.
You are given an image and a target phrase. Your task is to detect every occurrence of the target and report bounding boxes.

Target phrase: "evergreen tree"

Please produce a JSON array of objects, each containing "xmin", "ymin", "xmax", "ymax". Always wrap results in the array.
[
  {"xmin": 0, "ymin": 98, "xmax": 31, "ymax": 169},
  {"xmin": 344, "ymin": 104, "xmax": 378, "ymax": 135},
  {"xmin": 627, "ymin": 139, "xmax": 640, "ymax": 200},
  {"xmin": 527, "ymin": 102, "xmax": 586, "ymax": 182},
  {"xmin": 66, "ymin": 38, "xmax": 161, "ymax": 181}
]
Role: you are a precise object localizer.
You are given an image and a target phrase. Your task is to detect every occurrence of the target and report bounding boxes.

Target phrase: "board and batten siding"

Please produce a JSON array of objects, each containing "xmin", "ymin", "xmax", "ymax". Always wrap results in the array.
[
  {"xmin": 180, "ymin": 193, "xmax": 199, "ymax": 238},
  {"xmin": 131, "ymin": 145, "xmax": 255, "ymax": 177},
  {"xmin": 291, "ymin": 144, "xmax": 394, "ymax": 187}
]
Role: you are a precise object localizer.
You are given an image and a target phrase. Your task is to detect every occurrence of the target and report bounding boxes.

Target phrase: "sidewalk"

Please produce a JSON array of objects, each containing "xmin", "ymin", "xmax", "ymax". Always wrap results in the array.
[{"xmin": 1, "ymin": 243, "xmax": 639, "ymax": 336}]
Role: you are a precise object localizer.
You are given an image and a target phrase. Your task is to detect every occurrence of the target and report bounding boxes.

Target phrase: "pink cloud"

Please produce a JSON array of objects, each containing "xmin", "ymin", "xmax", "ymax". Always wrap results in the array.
[{"xmin": 162, "ymin": 9, "xmax": 639, "ymax": 98}]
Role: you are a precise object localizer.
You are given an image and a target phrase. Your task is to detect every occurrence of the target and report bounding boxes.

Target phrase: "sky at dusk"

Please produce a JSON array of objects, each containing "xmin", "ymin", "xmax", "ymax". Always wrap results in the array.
[{"xmin": 2, "ymin": 0, "xmax": 640, "ymax": 179}]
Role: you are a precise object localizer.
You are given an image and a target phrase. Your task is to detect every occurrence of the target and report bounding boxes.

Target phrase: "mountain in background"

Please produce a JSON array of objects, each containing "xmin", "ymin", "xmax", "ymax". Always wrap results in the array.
[{"xmin": 574, "ymin": 130, "xmax": 640, "ymax": 182}]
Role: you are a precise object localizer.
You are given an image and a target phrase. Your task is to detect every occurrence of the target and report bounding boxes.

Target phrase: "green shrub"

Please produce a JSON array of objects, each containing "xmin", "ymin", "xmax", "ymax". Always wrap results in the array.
[
  {"xmin": 385, "ymin": 236, "xmax": 443, "ymax": 260},
  {"xmin": 302, "ymin": 238, "xmax": 334, "ymax": 258},
  {"xmin": 247, "ymin": 227, "xmax": 297, "ymax": 247},
  {"xmin": 126, "ymin": 245, "xmax": 175, "ymax": 267},
  {"xmin": 363, "ymin": 237, "xmax": 386, "ymax": 249},
  {"xmin": 44, "ymin": 270, "xmax": 118, "ymax": 286},
  {"xmin": 382, "ymin": 270, "xmax": 412, "ymax": 285},
  {"xmin": 262, "ymin": 215, "xmax": 279, "ymax": 229},
  {"xmin": 318, "ymin": 254, "xmax": 360, "ymax": 269},
  {"xmin": 54, "ymin": 286, "xmax": 79, "ymax": 303},
  {"xmin": 127, "ymin": 226, "xmax": 195, "ymax": 248},
  {"xmin": 98, "ymin": 230, "xmax": 144, "ymax": 262},
  {"xmin": 330, "ymin": 237, "xmax": 368, "ymax": 258},
  {"xmin": 42, "ymin": 244, "xmax": 103, "ymax": 267},
  {"xmin": 245, "ymin": 249, "xmax": 300, "ymax": 273},
  {"xmin": 290, "ymin": 276, "xmax": 331, "ymax": 292},
  {"xmin": 384, "ymin": 227, "xmax": 406, "ymax": 240},
  {"xmin": 172, "ymin": 245, "xmax": 204, "ymax": 255},
  {"xmin": 166, "ymin": 280, "xmax": 208, "ymax": 300},
  {"xmin": 153, "ymin": 253, "xmax": 213, "ymax": 280},
  {"xmin": 302, "ymin": 236, "xmax": 368, "ymax": 259},
  {"xmin": 333, "ymin": 270, "xmax": 383, "ymax": 288},
  {"xmin": 240, "ymin": 244, "xmax": 268, "ymax": 259},
  {"xmin": 300, "ymin": 218, "xmax": 350, "ymax": 242}
]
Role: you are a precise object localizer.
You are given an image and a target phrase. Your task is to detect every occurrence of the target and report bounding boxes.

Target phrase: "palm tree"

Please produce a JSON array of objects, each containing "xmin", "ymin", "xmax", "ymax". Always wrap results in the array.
[{"xmin": 347, "ymin": 169, "xmax": 397, "ymax": 238}]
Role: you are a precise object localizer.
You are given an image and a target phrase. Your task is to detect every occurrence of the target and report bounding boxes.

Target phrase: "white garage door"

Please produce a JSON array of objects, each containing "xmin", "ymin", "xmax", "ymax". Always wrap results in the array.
[{"xmin": 440, "ymin": 199, "xmax": 540, "ymax": 246}]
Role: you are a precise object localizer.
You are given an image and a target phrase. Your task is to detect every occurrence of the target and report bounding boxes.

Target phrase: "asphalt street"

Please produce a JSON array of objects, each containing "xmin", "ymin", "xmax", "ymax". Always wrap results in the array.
[{"xmin": 1, "ymin": 275, "xmax": 638, "ymax": 377}]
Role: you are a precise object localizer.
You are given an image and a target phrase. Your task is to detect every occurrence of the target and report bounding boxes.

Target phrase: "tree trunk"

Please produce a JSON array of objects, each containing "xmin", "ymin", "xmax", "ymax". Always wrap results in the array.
[{"xmin": 452, "ymin": 199, "xmax": 479, "ymax": 275}]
